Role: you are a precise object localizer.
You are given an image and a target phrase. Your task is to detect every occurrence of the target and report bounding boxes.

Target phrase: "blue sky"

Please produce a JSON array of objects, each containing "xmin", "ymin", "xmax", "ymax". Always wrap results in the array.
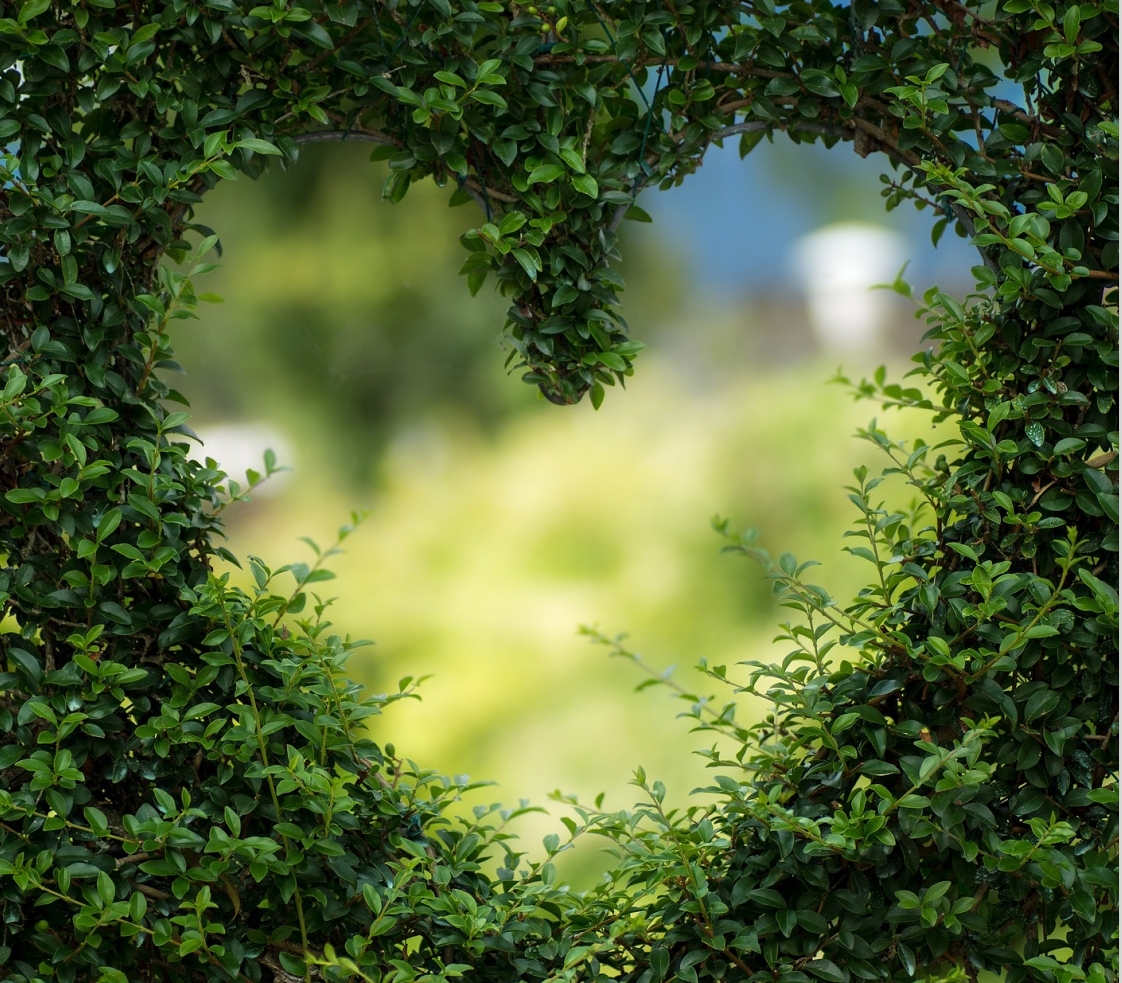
[{"xmin": 643, "ymin": 135, "xmax": 980, "ymax": 296}]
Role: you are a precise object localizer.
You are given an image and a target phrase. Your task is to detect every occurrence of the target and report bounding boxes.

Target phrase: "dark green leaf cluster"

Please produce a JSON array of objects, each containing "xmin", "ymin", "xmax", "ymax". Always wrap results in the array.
[{"xmin": 0, "ymin": 0, "xmax": 1115, "ymax": 982}]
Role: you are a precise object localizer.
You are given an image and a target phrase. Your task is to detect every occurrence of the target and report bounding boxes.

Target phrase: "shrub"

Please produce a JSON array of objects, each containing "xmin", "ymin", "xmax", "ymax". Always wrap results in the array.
[{"xmin": 0, "ymin": 1, "xmax": 1115, "ymax": 982}]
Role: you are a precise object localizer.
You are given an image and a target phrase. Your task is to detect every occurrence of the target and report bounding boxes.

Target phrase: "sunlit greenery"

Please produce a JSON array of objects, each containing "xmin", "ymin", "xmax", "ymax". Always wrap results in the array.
[{"xmin": 177, "ymin": 147, "xmax": 950, "ymax": 882}]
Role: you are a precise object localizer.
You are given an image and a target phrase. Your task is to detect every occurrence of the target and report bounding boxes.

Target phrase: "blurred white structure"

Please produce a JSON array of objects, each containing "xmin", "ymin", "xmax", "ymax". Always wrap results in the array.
[
  {"xmin": 792, "ymin": 223, "xmax": 906, "ymax": 354},
  {"xmin": 189, "ymin": 422, "xmax": 294, "ymax": 498}
]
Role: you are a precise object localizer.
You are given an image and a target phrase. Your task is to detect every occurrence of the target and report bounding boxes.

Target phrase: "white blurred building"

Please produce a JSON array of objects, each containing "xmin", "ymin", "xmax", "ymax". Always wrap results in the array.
[
  {"xmin": 189, "ymin": 422, "xmax": 294, "ymax": 498},
  {"xmin": 792, "ymin": 223, "xmax": 906, "ymax": 355}
]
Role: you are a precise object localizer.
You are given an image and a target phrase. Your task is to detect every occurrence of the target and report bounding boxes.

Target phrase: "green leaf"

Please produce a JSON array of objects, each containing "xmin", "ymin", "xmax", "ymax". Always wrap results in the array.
[
  {"xmin": 898, "ymin": 794, "xmax": 930, "ymax": 809},
  {"xmin": 510, "ymin": 248, "xmax": 539, "ymax": 280},
  {"xmin": 97, "ymin": 602, "xmax": 133, "ymax": 626},
  {"xmin": 469, "ymin": 89, "xmax": 508, "ymax": 110},
  {"xmin": 183, "ymin": 703, "xmax": 221, "ymax": 721},
  {"xmin": 614, "ymin": 341, "xmax": 646, "ymax": 357},
  {"xmin": 923, "ymin": 881, "xmax": 951, "ymax": 902},
  {"xmin": 97, "ymin": 871, "xmax": 115, "ymax": 906},
  {"xmin": 6, "ymin": 488, "xmax": 45, "ymax": 504},
  {"xmin": 806, "ymin": 960, "xmax": 846, "ymax": 983},
  {"xmin": 236, "ymin": 137, "xmax": 283, "ymax": 156},
  {"xmin": 1053, "ymin": 436, "xmax": 1086, "ymax": 455},
  {"xmin": 476, "ymin": 58, "xmax": 503, "ymax": 79},
  {"xmin": 1086, "ymin": 788, "xmax": 1118, "ymax": 806},
  {"xmin": 1062, "ymin": 3, "xmax": 1080, "ymax": 43},
  {"xmin": 860, "ymin": 759, "xmax": 899, "ymax": 776},
  {"xmin": 203, "ymin": 130, "xmax": 228, "ymax": 159},
  {"xmin": 802, "ymin": 74, "xmax": 840, "ymax": 97},
  {"xmin": 1025, "ymin": 689, "xmax": 1060, "ymax": 722},
  {"xmin": 208, "ymin": 159, "xmax": 239, "ymax": 181},
  {"xmin": 527, "ymin": 164, "xmax": 565, "ymax": 185},
  {"xmin": 295, "ymin": 18, "xmax": 334, "ymax": 48},
  {"xmin": 130, "ymin": 22, "xmax": 161, "ymax": 45},
  {"xmin": 748, "ymin": 888, "xmax": 787, "ymax": 908},
  {"xmin": 572, "ymin": 173, "xmax": 599, "ymax": 198},
  {"xmin": 18, "ymin": 0, "xmax": 50, "ymax": 23},
  {"xmin": 499, "ymin": 211, "xmax": 527, "ymax": 236},
  {"xmin": 559, "ymin": 148, "xmax": 586, "ymax": 173}
]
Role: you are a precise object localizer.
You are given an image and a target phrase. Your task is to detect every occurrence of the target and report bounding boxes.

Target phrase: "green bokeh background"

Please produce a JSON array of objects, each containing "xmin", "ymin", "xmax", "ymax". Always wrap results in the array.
[{"xmin": 172, "ymin": 142, "xmax": 945, "ymax": 883}]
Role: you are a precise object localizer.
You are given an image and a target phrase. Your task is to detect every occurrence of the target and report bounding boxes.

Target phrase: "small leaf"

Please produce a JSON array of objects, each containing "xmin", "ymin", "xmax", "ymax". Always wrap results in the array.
[
  {"xmin": 469, "ymin": 89, "xmax": 508, "ymax": 110},
  {"xmin": 510, "ymin": 248, "xmax": 539, "ymax": 280},
  {"xmin": 806, "ymin": 959, "xmax": 846, "ymax": 983},
  {"xmin": 527, "ymin": 164, "xmax": 565, "ymax": 184},
  {"xmin": 236, "ymin": 137, "xmax": 283, "ymax": 156},
  {"xmin": 18, "ymin": 0, "xmax": 51, "ymax": 23},
  {"xmin": 559, "ymin": 148, "xmax": 585, "ymax": 172},
  {"xmin": 572, "ymin": 173, "xmax": 599, "ymax": 198}
]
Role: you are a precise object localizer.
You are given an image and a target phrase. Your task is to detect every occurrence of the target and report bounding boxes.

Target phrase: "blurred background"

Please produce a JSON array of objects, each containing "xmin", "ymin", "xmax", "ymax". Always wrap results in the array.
[{"xmin": 172, "ymin": 136, "xmax": 974, "ymax": 883}]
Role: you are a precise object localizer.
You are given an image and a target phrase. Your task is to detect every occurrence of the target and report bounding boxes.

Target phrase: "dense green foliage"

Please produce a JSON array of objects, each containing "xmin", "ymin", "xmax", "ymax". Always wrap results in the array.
[{"xmin": 0, "ymin": 1, "xmax": 1116, "ymax": 982}]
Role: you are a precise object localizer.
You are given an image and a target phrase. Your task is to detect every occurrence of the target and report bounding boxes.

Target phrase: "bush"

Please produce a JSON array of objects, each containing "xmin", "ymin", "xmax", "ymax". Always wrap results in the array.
[{"xmin": 0, "ymin": 1, "xmax": 1115, "ymax": 982}]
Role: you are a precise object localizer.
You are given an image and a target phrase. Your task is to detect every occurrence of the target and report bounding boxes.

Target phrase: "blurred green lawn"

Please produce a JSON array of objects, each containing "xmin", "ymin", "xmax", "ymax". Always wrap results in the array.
[{"xmin": 207, "ymin": 358, "xmax": 940, "ymax": 882}]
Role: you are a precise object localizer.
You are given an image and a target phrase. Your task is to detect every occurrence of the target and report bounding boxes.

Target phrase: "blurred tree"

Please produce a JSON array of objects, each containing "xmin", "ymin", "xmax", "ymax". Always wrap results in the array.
[
  {"xmin": 178, "ymin": 143, "xmax": 685, "ymax": 485},
  {"xmin": 177, "ymin": 143, "xmax": 513, "ymax": 484}
]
